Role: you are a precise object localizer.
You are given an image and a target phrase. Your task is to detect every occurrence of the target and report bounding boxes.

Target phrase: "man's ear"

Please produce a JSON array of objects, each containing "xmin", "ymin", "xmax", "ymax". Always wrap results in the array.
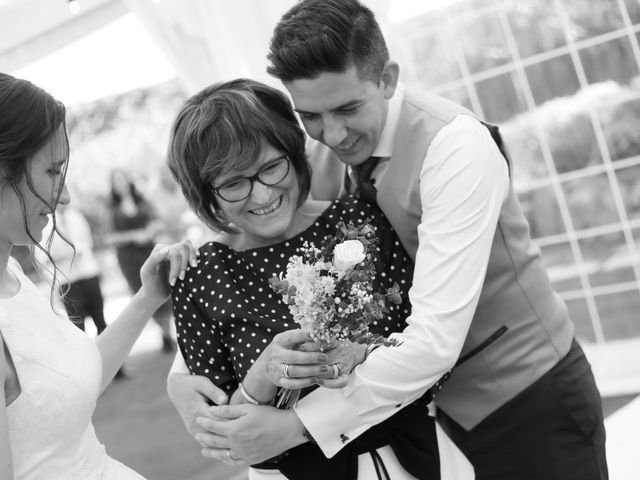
[{"xmin": 380, "ymin": 60, "xmax": 399, "ymax": 99}]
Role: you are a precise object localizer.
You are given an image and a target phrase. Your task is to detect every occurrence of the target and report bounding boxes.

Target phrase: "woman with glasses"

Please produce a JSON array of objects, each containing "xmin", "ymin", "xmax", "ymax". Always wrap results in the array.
[{"xmin": 166, "ymin": 79, "xmax": 473, "ymax": 480}]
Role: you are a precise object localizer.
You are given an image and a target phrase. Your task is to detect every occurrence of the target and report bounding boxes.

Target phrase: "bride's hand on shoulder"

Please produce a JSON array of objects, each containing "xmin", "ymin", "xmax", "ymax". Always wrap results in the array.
[{"xmin": 139, "ymin": 240, "xmax": 198, "ymax": 305}]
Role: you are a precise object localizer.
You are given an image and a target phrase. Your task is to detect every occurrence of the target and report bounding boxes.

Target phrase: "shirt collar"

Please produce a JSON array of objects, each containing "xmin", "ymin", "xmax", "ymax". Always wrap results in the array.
[{"xmin": 371, "ymin": 82, "xmax": 404, "ymax": 159}]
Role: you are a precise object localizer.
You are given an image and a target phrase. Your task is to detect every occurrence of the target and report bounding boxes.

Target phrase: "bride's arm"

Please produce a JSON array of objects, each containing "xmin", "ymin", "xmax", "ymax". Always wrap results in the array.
[
  {"xmin": 0, "ymin": 337, "xmax": 15, "ymax": 480},
  {"xmin": 96, "ymin": 241, "xmax": 196, "ymax": 392}
]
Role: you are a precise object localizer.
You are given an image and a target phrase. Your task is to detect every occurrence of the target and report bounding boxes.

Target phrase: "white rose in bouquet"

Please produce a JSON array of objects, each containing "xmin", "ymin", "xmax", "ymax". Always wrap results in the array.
[{"xmin": 333, "ymin": 239, "xmax": 366, "ymax": 275}]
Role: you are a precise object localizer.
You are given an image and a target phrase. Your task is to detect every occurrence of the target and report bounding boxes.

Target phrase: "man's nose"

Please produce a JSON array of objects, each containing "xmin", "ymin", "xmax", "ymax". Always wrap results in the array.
[{"xmin": 322, "ymin": 115, "xmax": 347, "ymax": 148}]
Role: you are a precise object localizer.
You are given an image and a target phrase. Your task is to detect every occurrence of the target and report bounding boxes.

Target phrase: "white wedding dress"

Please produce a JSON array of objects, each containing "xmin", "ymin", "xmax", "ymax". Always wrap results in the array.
[{"xmin": 0, "ymin": 260, "xmax": 146, "ymax": 480}]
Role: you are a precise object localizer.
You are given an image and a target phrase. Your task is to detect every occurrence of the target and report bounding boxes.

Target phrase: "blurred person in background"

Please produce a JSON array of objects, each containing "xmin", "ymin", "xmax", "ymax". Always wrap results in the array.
[
  {"xmin": 0, "ymin": 72, "xmax": 196, "ymax": 480},
  {"xmin": 107, "ymin": 168, "xmax": 176, "ymax": 353},
  {"xmin": 38, "ymin": 202, "xmax": 127, "ymax": 378}
]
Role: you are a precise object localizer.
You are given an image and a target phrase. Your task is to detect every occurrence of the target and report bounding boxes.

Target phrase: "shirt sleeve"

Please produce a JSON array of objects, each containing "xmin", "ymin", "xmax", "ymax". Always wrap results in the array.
[{"xmin": 294, "ymin": 115, "xmax": 509, "ymax": 457}]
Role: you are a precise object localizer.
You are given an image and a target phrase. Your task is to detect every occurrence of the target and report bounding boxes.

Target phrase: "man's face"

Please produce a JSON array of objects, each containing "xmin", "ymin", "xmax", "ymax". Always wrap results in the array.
[{"xmin": 285, "ymin": 64, "xmax": 397, "ymax": 167}]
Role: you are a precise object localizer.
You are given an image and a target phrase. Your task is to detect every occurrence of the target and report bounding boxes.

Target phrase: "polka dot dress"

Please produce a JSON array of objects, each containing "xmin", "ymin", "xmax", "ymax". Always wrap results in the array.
[{"xmin": 172, "ymin": 196, "xmax": 415, "ymax": 396}]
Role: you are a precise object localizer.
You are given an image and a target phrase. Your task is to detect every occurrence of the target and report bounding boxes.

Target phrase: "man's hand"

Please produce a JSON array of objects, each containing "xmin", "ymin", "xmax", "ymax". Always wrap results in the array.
[
  {"xmin": 166, "ymin": 372, "xmax": 228, "ymax": 437},
  {"xmin": 194, "ymin": 404, "xmax": 307, "ymax": 466}
]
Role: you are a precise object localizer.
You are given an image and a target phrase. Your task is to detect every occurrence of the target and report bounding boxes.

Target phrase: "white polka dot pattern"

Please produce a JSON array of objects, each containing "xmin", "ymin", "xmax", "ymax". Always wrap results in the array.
[{"xmin": 172, "ymin": 196, "xmax": 415, "ymax": 394}]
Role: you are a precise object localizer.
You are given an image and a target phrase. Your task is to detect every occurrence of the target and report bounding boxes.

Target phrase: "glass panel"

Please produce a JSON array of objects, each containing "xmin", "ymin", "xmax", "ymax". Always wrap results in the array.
[
  {"xmin": 561, "ymin": 0, "xmax": 624, "ymax": 41},
  {"xmin": 526, "ymin": 54, "xmax": 581, "ymax": 105},
  {"xmin": 457, "ymin": 6, "xmax": 513, "ymax": 74},
  {"xmin": 519, "ymin": 185, "xmax": 567, "ymax": 238},
  {"xmin": 562, "ymin": 174, "xmax": 621, "ymax": 230},
  {"xmin": 565, "ymin": 297, "xmax": 597, "ymax": 343},
  {"xmin": 579, "ymin": 37, "xmax": 639, "ymax": 86},
  {"xmin": 579, "ymin": 232, "xmax": 635, "ymax": 287},
  {"xmin": 474, "ymin": 71, "xmax": 528, "ymax": 122},
  {"xmin": 548, "ymin": 113, "xmax": 601, "ymax": 174},
  {"xmin": 624, "ymin": 0, "xmax": 640, "ymax": 24},
  {"xmin": 502, "ymin": 123, "xmax": 551, "ymax": 183},
  {"xmin": 539, "ymin": 242, "xmax": 580, "ymax": 290},
  {"xmin": 405, "ymin": 31, "xmax": 463, "ymax": 88},
  {"xmin": 439, "ymin": 86, "xmax": 473, "ymax": 111},
  {"xmin": 601, "ymin": 97, "xmax": 640, "ymax": 162},
  {"xmin": 504, "ymin": 0, "xmax": 567, "ymax": 58},
  {"xmin": 615, "ymin": 163, "xmax": 640, "ymax": 221},
  {"xmin": 597, "ymin": 290, "xmax": 640, "ymax": 340}
]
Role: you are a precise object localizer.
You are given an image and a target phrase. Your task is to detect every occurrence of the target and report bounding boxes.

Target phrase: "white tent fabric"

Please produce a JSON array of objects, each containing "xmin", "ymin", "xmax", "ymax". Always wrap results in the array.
[{"xmin": 123, "ymin": 0, "xmax": 390, "ymax": 94}]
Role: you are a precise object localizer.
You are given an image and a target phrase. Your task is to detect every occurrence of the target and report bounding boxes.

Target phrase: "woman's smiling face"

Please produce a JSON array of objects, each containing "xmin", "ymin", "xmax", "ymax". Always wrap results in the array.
[
  {"xmin": 0, "ymin": 126, "xmax": 70, "ymax": 249},
  {"xmin": 213, "ymin": 143, "xmax": 301, "ymax": 249}
]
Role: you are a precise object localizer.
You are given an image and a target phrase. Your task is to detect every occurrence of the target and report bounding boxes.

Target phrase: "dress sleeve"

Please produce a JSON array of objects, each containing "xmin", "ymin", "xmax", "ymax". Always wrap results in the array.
[{"xmin": 172, "ymin": 264, "xmax": 238, "ymax": 396}]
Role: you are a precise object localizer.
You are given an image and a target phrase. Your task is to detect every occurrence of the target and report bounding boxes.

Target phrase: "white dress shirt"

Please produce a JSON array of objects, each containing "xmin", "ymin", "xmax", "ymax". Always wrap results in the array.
[{"xmin": 294, "ymin": 85, "xmax": 510, "ymax": 457}]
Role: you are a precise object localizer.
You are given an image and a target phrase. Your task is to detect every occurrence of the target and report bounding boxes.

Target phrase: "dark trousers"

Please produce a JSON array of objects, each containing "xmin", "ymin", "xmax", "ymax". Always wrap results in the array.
[
  {"xmin": 438, "ymin": 339, "xmax": 607, "ymax": 480},
  {"xmin": 61, "ymin": 275, "xmax": 107, "ymax": 334}
]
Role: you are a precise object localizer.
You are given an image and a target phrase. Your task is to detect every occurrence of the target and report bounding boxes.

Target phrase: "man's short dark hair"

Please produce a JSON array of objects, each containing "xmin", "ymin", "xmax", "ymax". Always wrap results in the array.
[{"xmin": 267, "ymin": 0, "xmax": 389, "ymax": 83}]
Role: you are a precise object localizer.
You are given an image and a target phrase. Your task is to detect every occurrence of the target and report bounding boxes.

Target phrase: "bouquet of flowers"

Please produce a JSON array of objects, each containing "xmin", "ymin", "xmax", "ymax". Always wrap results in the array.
[{"xmin": 269, "ymin": 218, "xmax": 402, "ymax": 407}]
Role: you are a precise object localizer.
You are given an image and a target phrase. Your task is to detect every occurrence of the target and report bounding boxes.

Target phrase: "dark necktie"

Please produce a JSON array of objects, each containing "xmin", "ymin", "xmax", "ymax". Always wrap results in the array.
[{"xmin": 349, "ymin": 156, "xmax": 381, "ymax": 205}]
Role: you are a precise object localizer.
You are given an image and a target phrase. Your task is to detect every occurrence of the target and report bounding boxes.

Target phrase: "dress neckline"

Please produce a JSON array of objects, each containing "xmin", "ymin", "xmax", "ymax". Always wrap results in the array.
[{"xmin": 210, "ymin": 198, "xmax": 342, "ymax": 255}]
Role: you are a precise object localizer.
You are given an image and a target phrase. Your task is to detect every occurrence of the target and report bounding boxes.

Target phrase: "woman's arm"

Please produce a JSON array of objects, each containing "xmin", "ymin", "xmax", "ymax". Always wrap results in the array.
[
  {"xmin": 0, "ymin": 336, "xmax": 15, "ymax": 480},
  {"xmin": 96, "ymin": 241, "xmax": 196, "ymax": 391}
]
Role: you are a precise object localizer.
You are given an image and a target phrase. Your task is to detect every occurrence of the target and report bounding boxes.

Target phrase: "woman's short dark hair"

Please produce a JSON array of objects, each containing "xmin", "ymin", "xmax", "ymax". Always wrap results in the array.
[
  {"xmin": 167, "ymin": 78, "xmax": 311, "ymax": 233},
  {"xmin": 267, "ymin": 0, "xmax": 389, "ymax": 83},
  {"xmin": 0, "ymin": 72, "xmax": 71, "ymax": 302}
]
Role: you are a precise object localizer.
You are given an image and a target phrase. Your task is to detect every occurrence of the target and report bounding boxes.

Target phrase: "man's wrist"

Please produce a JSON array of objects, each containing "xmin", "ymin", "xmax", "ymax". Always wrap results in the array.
[{"xmin": 301, "ymin": 425, "xmax": 316, "ymax": 444}]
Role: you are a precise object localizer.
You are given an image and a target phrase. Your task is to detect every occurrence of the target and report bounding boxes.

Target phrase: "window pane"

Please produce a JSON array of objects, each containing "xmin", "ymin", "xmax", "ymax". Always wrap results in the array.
[
  {"xmin": 579, "ymin": 232, "xmax": 635, "ymax": 287},
  {"xmin": 403, "ymin": 31, "xmax": 463, "ymax": 88},
  {"xmin": 439, "ymin": 86, "xmax": 473, "ymax": 111},
  {"xmin": 474, "ymin": 71, "xmax": 528, "ymax": 122},
  {"xmin": 561, "ymin": 0, "xmax": 625, "ymax": 40},
  {"xmin": 505, "ymin": 0, "xmax": 567, "ymax": 58},
  {"xmin": 457, "ymin": 6, "xmax": 513, "ymax": 74},
  {"xmin": 579, "ymin": 37, "xmax": 639, "ymax": 86},
  {"xmin": 519, "ymin": 186, "xmax": 566, "ymax": 238},
  {"xmin": 548, "ymin": 112, "xmax": 600, "ymax": 174},
  {"xmin": 562, "ymin": 174, "xmax": 621, "ymax": 230},
  {"xmin": 601, "ymin": 97, "xmax": 640, "ymax": 162},
  {"xmin": 503, "ymin": 125, "xmax": 552, "ymax": 183},
  {"xmin": 565, "ymin": 297, "xmax": 597, "ymax": 343},
  {"xmin": 624, "ymin": 0, "xmax": 640, "ymax": 25},
  {"xmin": 526, "ymin": 54, "xmax": 581, "ymax": 105},
  {"xmin": 615, "ymin": 163, "xmax": 640, "ymax": 221},
  {"xmin": 597, "ymin": 290, "xmax": 640, "ymax": 340},
  {"xmin": 540, "ymin": 242, "xmax": 580, "ymax": 291}
]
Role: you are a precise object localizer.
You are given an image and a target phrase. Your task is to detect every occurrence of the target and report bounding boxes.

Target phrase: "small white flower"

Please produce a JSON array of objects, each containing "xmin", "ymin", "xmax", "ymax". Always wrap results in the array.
[{"xmin": 333, "ymin": 240, "xmax": 366, "ymax": 274}]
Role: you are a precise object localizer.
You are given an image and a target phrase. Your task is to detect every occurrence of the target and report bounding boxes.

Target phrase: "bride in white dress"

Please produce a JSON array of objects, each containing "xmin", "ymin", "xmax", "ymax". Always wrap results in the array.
[{"xmin": 0, "ymin": 73, "xmax": 196, "ymax": 480}]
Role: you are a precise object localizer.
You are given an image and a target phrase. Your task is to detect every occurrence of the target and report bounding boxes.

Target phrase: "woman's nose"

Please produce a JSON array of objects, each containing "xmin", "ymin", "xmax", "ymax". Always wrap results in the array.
[
  {"xmin": 57, "ymin": 183, "xmax": 71, "ymax": 206},
  {"xmin": 249, "ymin": 180, "xmax": 273, "ymax": 203}
]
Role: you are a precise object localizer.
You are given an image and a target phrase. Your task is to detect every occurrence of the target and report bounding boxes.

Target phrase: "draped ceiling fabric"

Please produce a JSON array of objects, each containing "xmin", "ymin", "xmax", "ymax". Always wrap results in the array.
[{"xmin": 123, "ymin": 0, "xmax": 391, "ymax": 95}]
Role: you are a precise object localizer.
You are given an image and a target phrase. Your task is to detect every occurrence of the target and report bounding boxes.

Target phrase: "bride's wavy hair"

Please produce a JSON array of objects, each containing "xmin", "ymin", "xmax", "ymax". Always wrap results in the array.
[
  {"xmin": 0, "ymin": 73, "xmax": 73, "ymax": 306},
  {"xmin": 167, "ymin": 78, "xmax": 311, "ymax": 233}
]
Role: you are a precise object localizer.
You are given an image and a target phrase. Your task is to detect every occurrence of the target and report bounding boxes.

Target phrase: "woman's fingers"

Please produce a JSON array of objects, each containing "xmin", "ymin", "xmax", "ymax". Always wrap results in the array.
[
  {"xmin": 150, "ymin": 240, "xmax": 196, "ymax": 286},
  {"xmin": 314, "ymin": 373, "xmax": 350, "ymax": 389},
  {"xmin": 272, "ymin": 329, "xmax": 312, "ymax": 347}
]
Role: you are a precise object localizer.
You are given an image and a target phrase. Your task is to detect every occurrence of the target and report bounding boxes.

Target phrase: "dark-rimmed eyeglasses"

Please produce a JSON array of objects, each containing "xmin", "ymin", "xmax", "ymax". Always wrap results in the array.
[{"xmin": 213, "ymin": 155, "xmax": 291, "ymax": 202}]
